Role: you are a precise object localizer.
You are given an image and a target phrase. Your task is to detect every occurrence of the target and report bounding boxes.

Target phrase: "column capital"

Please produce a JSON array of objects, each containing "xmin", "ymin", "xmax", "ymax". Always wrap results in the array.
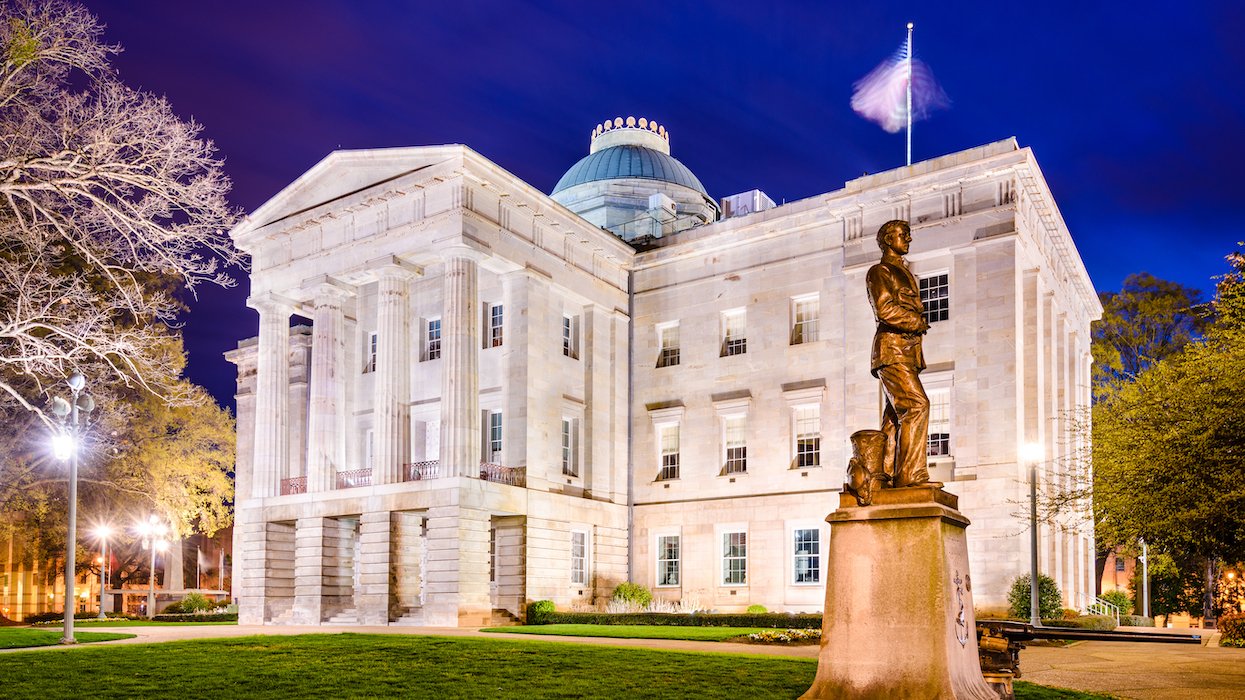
[
  {"xmin": 246, "ymin": 292, "xmax": 298, "ymax": 315},
  {"xmin": 436, "ymin": 242, "xmax": 489, "ymax": 264},
  {"xmin": 367, "ymin": 255, "xmax": 422, "ymax": 281}
]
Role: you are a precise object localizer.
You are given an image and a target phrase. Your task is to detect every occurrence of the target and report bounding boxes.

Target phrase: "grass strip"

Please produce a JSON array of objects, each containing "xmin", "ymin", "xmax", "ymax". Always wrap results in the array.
[
  {"xmin": 0, "ymin": 633, "xmax": 1108, "ymax": 699},
  {"xmin": 0, "ymin": 628, "xmax": 135, "ymax": 649},
  {"xmin": 480, "ymin": 624, "xmax": 769, "ymax": 641}
]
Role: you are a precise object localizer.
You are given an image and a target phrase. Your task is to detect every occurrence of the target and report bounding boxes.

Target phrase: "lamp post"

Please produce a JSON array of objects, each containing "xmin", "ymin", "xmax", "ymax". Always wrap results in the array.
[
  {"xmin": 136, "ymin": 515, "xmax": 169, "ymax": 619},
  {"xmin": 50, "ymin": 373, "xmax": 94, "ymax": 645},
  {"xmin": 1021, "ymin": 442, "xmax": 1045, "ymax": 627},
  {"xmin": 93, "ymin": 526, "xmax": 112, "ymax": 620},
  {"xmin": 1139, "ymin": 538, "xmax": 1150, "ymax": 619}
]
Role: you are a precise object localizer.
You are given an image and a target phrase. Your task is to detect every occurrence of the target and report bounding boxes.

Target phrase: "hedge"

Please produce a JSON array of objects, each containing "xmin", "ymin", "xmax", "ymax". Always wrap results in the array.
[
  {"xmin": 1041, "ymin": 615, "xmax": 1117, "ymax": 631},
  {"xmin": 26, "ymin": 612, "xmax": 136, "ymax": 624},
  {"xmin": 150, "ymin": 612, "xmax": 238, "ymax": 623},
  {"xmin": 1220, "ymin": 612, "xmax": 1245, "ymax": 647},
  {"xmin": 524, "ymin": 605, "xmax": 820, "ymax": 629},
  {"xmin": 1119, "ymin": 614, "xmax": 1153, "ymax": 627}
]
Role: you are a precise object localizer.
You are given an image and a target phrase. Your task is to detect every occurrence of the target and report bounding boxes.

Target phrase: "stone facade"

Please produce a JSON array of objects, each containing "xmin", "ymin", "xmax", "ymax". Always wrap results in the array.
[{"xmin": 227, "ymin": 132, "xmax": 1099, "ymax": 625}]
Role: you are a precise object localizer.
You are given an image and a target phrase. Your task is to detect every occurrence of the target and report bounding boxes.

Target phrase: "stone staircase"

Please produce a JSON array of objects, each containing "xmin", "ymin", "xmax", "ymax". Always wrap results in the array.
[
  {"xmin": 389, "ymin": 606, "xmax": 422, "ymax": 626},
  {"xmin": 489, "ymin": 608, "xmax": 521, "ymax": 626},
  {"xmin": 323, "ymin": 607, "xmax": 359, "ymax": 625}
]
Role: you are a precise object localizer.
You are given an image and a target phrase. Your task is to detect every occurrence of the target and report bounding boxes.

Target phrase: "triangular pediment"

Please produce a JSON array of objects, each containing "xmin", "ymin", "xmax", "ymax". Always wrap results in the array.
[{"xmin": 233, "ymin": 145, "xmax": 465, "ymax": 240}]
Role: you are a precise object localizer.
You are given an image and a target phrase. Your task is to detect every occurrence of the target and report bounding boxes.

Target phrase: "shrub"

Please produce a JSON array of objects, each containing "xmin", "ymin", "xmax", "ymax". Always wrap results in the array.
[
  {"xmin": 1100, "ymin": 589, "xmax": 1133, "ymax": 615},
  {"xmin": 747, "ymin": 628, "xmax": 819, "ymax": 643},
  {"xmin": 1120, "ymin": 614, "xmax": 1153, "ymax": 627},
  {"xmin": 161, "ymin": 600, "xmax": 186, "ymax": 614},
  {"xmin": 150, "ymin": 612, "xmax": 237, "ymax": 623},
  {"xmin": 525, "ymin": 600, "xmax": 555, "ymax": 624},
  {"xmin": 611, "ymin": 582, "xmax": 652, "ymax": 608},
  {"xmin": 179, "ymin": 593, "xmax": 214, "ymax": 613},
  {"xmin": 746, "ymin": 604, "xmax": 767, "ymax": 614},
  {"xmin": 1042, "ymin": 615, "xmax": 1117, "ymax": 631},
  {"xmin": 1007, "ymin": 574, "xmax": 1063, "ymax": 620},
  {"xmin": 1220, "ymin": 612, "xmax": 1245, "ymax": 647}
]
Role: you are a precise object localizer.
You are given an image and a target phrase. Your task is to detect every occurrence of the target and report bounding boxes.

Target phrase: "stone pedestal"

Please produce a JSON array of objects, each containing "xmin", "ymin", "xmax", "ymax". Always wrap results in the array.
[{"xmin": 801, "ymin": 486, "xmax": 996, "ymax": 700}]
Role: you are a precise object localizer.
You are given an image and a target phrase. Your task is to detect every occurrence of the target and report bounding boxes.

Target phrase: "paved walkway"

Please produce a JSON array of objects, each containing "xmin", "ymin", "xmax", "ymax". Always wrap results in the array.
[{"xmin": 6, "ymin": 623, "xmax": 1243, "ymax": 698}]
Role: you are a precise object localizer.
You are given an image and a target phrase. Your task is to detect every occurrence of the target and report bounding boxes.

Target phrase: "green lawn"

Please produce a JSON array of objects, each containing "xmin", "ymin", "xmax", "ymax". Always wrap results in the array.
[
  {"xmin": 0, "ymin": 628, "xmax": 135, "ymax": 649},
  {"xmin": 481, "ymin": 624, "xmax": 770, "ymax": 641},
  {"xmin": 0, "ymin": 633, "xmax": 1106, "ymax": 699}
]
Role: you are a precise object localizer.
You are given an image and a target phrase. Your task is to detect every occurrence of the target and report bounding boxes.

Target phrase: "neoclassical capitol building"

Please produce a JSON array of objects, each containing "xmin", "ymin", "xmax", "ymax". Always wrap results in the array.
[{"xmin": 227, "ymin": 118, "xmax": 1100, "ymax": 626}]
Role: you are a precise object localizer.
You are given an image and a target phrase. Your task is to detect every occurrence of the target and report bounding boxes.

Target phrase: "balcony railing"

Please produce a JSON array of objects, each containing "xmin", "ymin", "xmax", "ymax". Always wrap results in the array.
[
  {"xmin": 279, "ymin": 476, "xmax": 307, "ymax": 495},
  {"xmin": 479, "ymin": 462, "xmax": 526, "ymax": 487},
  {"xmin": 404, "ymin": 460, "xmax": 441, "ymax": 481},
  {"xmin": 400, "ymin": 460, "xmax": 526, "ymax": 487},
  {"xmin": 335, "ymin": 468, "xmax": 373, "ymax": 490}
]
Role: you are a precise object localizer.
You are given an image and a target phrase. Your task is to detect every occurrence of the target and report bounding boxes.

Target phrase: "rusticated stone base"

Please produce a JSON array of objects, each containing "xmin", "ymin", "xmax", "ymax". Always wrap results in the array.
[{"xmin": 801, "ymin": 486, "xmax": 997, "ymax": 700}]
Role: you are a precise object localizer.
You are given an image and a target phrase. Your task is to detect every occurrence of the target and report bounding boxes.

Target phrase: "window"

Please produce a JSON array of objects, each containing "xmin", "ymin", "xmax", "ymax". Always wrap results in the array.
[
  {"xmin": 791, "ymin": 295, "xmax": 819, "ymax": 344},
  {"xmin": 363, "ymin": 331, "xmax": 377, "ymax": 373},
  {"xmin": 1115, "ymin": 557, "xmax": 1126, "ymax": 572},
  {"xmin": 920, "ymin": 274, "xmax": 949, "ymax": 324},
  {"xmin": 562, "ymin": 315, "xmax": 579, "ymax": 358},
  {"xmin": 722, "ymin": 531, "xmax": 747, "ymax": 585},
  {"xmin": 794, "ymin": 528, "xmax": 820, "ymax": 584},
  {"xmin": 561, "ymin": 418, "xmax": 579, "ymax": 477},
  {"xmin": 487, "ymin": 411, "xmax": 503, "ymax": 462},
  {"xmin": 656, "ymin": 323, "xmax": 680, "ymax": 368},
  {"xmin": 794, "ymin": 406, "xmax": 821, "ymax": 468},
  {"xmin": 658, "ymin": 424, "xmax": 680, "ymax": 481},
  {"xmin": 657, "ymin": 535, "xmax": 680, "ymax": 587},
  {"xmin": 488, "ymin": 304, "xmax": 504, "ymax": 347},
  {"xmin": 571, "ymin": 530, "xmax": 588, "ymax": 585},
  {"xmin": 425, "ymin": 318, "xmax": 441, "ymax": 361},
  {"xmin": 723, "ymin": 416, "xmax": 747, "ymax": 474},
  {"xmin": 926, "ymin": 387, "xmax": 951, "ymax": 457},
  {"xmin": 721, "ymin": 309, "xmax": 746, "ymax": 356}
]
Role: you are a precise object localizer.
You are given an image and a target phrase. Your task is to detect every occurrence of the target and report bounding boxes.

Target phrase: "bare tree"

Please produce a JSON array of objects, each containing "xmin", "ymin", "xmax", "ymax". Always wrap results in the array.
[{"xmin": 0, "ymin": 0, "xmax": 239, "ymax": 419}]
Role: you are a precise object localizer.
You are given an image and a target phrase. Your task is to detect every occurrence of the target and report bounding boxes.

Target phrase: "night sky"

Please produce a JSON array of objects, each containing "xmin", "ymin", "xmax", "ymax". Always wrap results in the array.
[{"xmin": 83, "ymin": 1, "xmax": 1244, "ymax": 410}]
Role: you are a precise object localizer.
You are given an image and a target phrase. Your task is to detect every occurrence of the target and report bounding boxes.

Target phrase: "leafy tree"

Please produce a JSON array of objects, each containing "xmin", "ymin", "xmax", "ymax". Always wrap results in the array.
[
  {"xmin": 0, "ymin": 0, "xmax": 238, "ymax": 419},
  {"xmin": 1007, "ymin": 573, "xmax": 1063, "ymax": 620},
  {"xmin": 1094, "ymin": 250, "xmax": 1245, "ymax": 620},
  {"xmin": 1091, "ymin": 273, "xmax": 1208, "ymax": 401},
  {"xmin": 1128, "ymin": 551, "xmax": 1204, "ymax": 620}
]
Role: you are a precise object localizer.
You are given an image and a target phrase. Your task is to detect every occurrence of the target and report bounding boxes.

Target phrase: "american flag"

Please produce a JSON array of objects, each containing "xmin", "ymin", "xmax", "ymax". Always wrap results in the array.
[{"xmin": 851, "ymin": 34, "xmax": 949, "ymax": 134}]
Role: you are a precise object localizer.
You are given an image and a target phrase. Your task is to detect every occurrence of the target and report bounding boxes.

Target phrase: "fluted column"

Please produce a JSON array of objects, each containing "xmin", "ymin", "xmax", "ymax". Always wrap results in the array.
[
  {"xmin": 440, "ymin": 249, "xmax": 481, "ymax": 477},
  {"xmin": 374, "ymin": 265, "xmax": 416, "ymax": 485},
  {"xmin": 248, "ymin": 295, "xmax": 293, "ymax": 498},
  {"xmin": 307, "ymin": 284, "xmax": 351, "ymax": 492}
]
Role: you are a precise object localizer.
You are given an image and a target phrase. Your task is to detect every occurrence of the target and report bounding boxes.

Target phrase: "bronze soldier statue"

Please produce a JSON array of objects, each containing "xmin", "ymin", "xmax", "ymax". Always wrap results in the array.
[{"xmin": 866, "ymin": 220, "xmax": 932, "ymax": 488}]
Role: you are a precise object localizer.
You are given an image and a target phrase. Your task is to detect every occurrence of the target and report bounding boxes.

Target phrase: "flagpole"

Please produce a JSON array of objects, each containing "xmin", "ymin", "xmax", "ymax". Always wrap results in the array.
[{"xmin": 906, "ymin": 22, "xmax": 914, "ymax": 166}]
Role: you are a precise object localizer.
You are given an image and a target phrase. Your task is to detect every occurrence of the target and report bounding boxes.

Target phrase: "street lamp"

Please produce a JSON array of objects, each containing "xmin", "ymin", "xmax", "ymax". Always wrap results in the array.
[
  {"xmin": 93, "ymin": 525, "xmax": 113, "ymax": 620},
  {"xmin": 1139, "ymin": 538, "xmax": 1150, "ymax": 620},
  {"xmin": 49, "ymin": 372, "xmax": 94, "ymax": 645},
  {"xmin": 136, "ymin": 515, "xmax": 169, "ymax": 619},
  {"xmin": 1021, "ymin": 441, "xmax": 1045, "ymax": 627}
]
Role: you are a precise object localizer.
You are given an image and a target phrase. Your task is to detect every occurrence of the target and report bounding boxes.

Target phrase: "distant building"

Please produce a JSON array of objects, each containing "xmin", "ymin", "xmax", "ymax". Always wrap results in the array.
[{"xmin": 227, "ymin": 119, "xmax": 1100, "ymax": 626}]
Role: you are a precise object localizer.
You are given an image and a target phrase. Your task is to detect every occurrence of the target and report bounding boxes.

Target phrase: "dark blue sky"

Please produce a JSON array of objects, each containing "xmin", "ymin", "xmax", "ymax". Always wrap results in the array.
[{"xmin": 86, "ymin": 0, "xmax": 1244, "ymax": 409}]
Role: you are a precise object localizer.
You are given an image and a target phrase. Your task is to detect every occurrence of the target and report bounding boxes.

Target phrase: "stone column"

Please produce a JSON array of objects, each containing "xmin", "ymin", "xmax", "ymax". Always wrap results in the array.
[
  {"xmin": 307, "ymin": 284, "xmax": 351, "ymax": 492},
  {"xmin": 374, "ymin": 265, "xmax": 416, "ymax": 485},
  {"xmin": 356, "ymin": 511, "xmax": 393, "ymax": 625},
  {"xmin": 439, "ymin": 249, "xmax": 481, "ymax": 477},
  {"xmin": 292, "ymin": 517, "xmax": 327, "ymax": 624},
  {"xmin": 248, "ymin": 296, "xmax": 293, "ymax": 497}
]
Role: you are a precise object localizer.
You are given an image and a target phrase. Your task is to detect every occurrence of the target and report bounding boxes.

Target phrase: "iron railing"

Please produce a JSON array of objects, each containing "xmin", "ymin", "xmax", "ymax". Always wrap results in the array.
[
  {"xmin": 479, "ymin": 462, "xmax": 526, "ymax": 487},
  {"xmin": 335, "ymin": 468, "xmax": 372, "ymax": 490},
  {"xmin": 404, "ymin": 460, "xmax": 441, "ymax": 482},
  {"xmin": 400, "ymin": 460, "xmax": 526, "ymax": 487},
  {"xmin": 279, "ymin": 476, "xmax": 307, "ymax": 495}
]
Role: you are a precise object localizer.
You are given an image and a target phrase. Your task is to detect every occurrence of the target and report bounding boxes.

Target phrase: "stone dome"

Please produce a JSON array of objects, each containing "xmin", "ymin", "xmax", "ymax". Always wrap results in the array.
[
  {"xmin": 550, "ymin": 117, "xmax": 719, "ymax": 241},
  {"xmin": 552, "ymin": 144, "xmax": 710, "ymax": 197}
]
